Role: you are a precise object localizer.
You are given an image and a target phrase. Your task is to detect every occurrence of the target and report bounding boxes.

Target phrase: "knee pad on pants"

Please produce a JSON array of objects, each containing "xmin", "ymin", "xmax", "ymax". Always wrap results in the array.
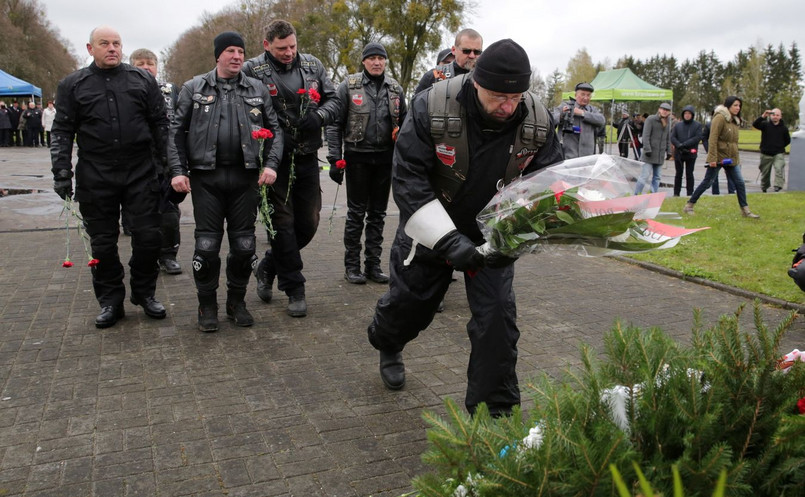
[
  {"xmin": 228, "ymin": 233, "xmax": 256, "ymax": 254},
  {"xmin": 193, "ymin": 235, "xmax": 222, "ymax": 290},
  {"xmin": 192, "ymin": 251, "xmax": 221, "ymax": 291}
]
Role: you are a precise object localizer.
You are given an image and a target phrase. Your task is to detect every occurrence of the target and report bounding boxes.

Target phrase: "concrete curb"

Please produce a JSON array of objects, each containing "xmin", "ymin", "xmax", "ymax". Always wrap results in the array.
[{"xmin": 614, "ymin": 255, "xmax": 805, "ymax": 313}]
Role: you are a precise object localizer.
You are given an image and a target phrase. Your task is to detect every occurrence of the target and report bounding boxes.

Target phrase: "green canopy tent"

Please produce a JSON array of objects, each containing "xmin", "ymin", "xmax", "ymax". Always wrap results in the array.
[
  {"xmin": 561, "ymin": 68, "xmax": 673, "ymax": 155},
  {"xmin": 561, "ymin": 67, "xmax": 673, "ymax": 102}
]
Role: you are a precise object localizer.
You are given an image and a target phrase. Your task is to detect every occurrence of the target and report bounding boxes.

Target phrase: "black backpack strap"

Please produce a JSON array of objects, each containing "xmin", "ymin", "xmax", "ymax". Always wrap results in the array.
[{"xmin": 428, "ymin": 75, "xmax": 469, "ymax": 203}]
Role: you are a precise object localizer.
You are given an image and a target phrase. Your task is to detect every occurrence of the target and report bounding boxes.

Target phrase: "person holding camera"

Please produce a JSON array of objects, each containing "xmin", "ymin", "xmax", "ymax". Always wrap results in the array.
[
  {"xmin": 753, "ymin": 108, "xmax": 790, "ymax": 193},
  {"xmin": 552, "ymin": 82, "xmax": 605, "ymax": 159}
]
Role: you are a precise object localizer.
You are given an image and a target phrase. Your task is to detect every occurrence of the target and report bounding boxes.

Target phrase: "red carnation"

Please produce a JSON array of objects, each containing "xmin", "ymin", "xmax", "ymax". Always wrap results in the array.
[
  {"xmin": 336, "ymin": 159, "xmax": 347, "ymax": 169},
  {"xmin": 252, "ymin": 128, "xmax": 274, "ymax": 140},
  {"xmin": 62, "ymin": 260, "xmax": 74, "ymax": 268},
  {"xmin": 88, "ymin": 258, "xmax": 100, "ymax": 267},
  {"xmin": 297, "ymin": 88, "xmax": 307, "ymax": 95},
  {"xmin": 798, "ymin": 397, "xmax": 805, "ymax": 415},
  {"xmin": 308, "ymin": 88, "xmax": 321, "ymax": 104}
]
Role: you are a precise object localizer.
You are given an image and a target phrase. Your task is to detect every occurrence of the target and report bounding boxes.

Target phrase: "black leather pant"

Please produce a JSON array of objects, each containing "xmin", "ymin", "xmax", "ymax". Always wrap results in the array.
[
  {"xmin": 190, "ymin": 166, "xmax": 258, "ymax": 302},
  {"xmin": 343, "ymin": 161, "xmax": 391, "ymax": 272},
  {"xmin": 75, "ymin": 156, "xmax": 161, "ymax": 307}
]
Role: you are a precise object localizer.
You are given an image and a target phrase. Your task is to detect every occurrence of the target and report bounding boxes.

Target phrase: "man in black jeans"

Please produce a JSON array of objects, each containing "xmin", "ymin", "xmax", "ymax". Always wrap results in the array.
[
  {"xmin": 243, "ymin": 19, "xmax": 341, "ymax": 317},
  {"xmin": 325, "ymin": 42, "xmax": 407, "ymax": 284}
]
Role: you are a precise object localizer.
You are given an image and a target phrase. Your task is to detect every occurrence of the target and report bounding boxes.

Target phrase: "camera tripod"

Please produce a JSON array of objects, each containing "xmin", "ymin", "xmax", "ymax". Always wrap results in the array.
[{"xmin": 616, "ymin": 120, "xmax": 641, "ymax": 160}]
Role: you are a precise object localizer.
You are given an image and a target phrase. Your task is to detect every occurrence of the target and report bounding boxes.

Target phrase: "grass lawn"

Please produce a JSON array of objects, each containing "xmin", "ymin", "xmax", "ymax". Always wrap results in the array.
[{"xmin": 624, "ymin": 192, "xmax": 805, "ymax": 304}]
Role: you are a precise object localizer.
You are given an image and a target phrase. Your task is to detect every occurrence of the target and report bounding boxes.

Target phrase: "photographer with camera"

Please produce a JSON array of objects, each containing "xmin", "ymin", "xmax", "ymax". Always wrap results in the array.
[{"xmin": 552, "ymin": 82, "xmax": 605, "ymax": 159}]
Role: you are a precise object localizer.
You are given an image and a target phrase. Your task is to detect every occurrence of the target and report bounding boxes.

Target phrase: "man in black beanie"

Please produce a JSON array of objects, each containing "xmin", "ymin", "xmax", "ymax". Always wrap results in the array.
[
  {"xmin": 365, "ymin": 39, "xmax": 563, "ymax": 417},
  {"xmin": 168, "ymin": 30, "xmax": 284, "ymax": 332},
  {"xmin": 325, "ymin": 42, "xmax": 407, "ymax": 285}
]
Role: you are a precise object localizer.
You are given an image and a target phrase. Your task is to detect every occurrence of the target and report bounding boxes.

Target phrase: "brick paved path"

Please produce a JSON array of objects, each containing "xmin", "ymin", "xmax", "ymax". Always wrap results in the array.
[{"xmin": 0, "ymin": 147, "xmax": 801, "ymax": 496}]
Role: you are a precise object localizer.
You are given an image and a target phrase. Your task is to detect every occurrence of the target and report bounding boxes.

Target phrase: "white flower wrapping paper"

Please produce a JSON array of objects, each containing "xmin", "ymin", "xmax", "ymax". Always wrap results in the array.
[{"xmin": 476, "ymin": 154, "xmax": 709, "ymax": 257}]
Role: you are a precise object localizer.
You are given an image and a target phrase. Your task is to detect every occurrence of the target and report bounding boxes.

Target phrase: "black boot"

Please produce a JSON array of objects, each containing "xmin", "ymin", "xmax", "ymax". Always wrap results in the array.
[
  {"xmin": 158, "ymin": 258, "xmax": 182, "ymax": 275},
  {"xmin": 226, "ymin": 290, "xmax": 253, "ymax": 327},
  {"xmin": 254, "ymin": 256, "xmax": 274, "ymax": 303},
  {"xmin": 379, "ymin": 350, "xmax": 405, "ymax": 390},
  {"xmin": 95, "ymin": 304, "xmax": 125, "ymax": 329},
  {"xmin": 344, "ymin": 267, "xmax": 367, "ymax": 284},
  {"xmin": 287, "ymin": 290, "xmax": 307, "ymax": 317},
  {"xmin": 130, "ymin": 295, "xmax": 167, "ymax": 319},
  {"xmin": 198, "ymin": 294, "xmax": 219, "ymax": 332},
  {"xmin": 364, "ymin": 266, "xmax": 389, "ymax": 284}
]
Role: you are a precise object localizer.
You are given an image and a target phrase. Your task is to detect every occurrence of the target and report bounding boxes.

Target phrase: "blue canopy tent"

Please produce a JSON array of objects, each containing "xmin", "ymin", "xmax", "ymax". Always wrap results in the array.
[{"xmin": 0, "ymin": 69, "xmax": 42, "ymax": 101}]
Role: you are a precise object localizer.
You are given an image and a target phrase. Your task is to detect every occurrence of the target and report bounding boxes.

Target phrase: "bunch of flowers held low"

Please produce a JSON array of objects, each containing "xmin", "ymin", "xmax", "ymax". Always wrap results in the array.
[
  {"xmin": 61, "ymin": 197, "xmax": 99, "ymax": 268},
  {"xmin": 251, "ymin": 127, "xmax": 276, "ymax": 236},
  {"xmin": 476, "ymin": 154, "xmax": 707, "ymax": 258}
]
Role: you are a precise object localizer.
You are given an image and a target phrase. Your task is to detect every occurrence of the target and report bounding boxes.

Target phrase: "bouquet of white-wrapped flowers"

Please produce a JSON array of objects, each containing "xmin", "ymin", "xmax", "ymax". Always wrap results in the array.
[{"xmin": 477, "ymin": 154, "xmax": 707, "ymax": 257}]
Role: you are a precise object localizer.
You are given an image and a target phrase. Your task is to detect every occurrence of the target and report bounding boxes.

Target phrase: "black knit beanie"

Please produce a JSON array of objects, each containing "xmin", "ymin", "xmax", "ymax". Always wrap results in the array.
[
  {"xmin": 472, "ymin": 39, "xmax": 531, "ymax": 93},
  {"xmin": 362, "ymin": 42, "xmax": 387, "ymax": 60},
  {"xmin": 214, "ymin": 31, "xmax": 245, "ymax": 60}
]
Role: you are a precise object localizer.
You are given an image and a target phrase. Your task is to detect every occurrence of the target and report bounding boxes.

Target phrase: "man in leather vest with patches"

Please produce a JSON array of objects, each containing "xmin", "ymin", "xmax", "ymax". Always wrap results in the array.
[
  {"xmin": 325, "ymin": 42, "xmax": 407, "ymax": 285},
  {"xmin": 243, "ymin": 19, "xmax": 341, "ymax": 318},
  {"xmin": 366, "ymin": 39, "xmax": 563, "ymax": 417},
  {"xmin": 412, "ymin": 28, "xmax": 483, "ymax": 97}
]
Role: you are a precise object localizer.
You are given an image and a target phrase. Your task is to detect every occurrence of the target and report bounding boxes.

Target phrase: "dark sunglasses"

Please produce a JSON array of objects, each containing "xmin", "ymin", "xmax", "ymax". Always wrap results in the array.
[{"xmin": 459, "ymin": 48, "xmax": 482, "ymax": 55}]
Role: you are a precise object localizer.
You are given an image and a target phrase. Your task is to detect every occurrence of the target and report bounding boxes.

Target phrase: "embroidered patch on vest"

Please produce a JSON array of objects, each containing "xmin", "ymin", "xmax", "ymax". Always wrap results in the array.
[
  {"xmin": 435, "ymin": 143, "xmax": 456, "ymax": 167},
  {"xmin": 352, "ymin": 94, "xmax": 363, "ymax": 106}
]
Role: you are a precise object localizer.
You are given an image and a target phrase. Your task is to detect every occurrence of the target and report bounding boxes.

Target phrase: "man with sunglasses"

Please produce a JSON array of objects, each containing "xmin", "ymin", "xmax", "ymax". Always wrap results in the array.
[
  {"xmin": 367, "ymin": 39, "xmax": 563, "ymax": 417},
  {"xmin": 412, "ymin": 28, "xmax": 483, "ymax": 96}
]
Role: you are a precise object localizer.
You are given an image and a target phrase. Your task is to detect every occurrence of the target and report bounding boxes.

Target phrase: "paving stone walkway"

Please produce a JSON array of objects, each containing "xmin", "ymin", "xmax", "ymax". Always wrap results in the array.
[{"xmin": 0, "ymin": 147, "xmax": 801, "ymax": 496}]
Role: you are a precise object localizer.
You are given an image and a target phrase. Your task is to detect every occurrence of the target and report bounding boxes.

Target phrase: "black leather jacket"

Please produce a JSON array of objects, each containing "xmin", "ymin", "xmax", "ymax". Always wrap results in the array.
[
  {"xmin": 325, "ymin": 71, "xmax": 407, "ymax": 159},
  {"xmin": 167, "ymin": 69, "xmax": 283, "ymax": 178},
  {"xmin": 243, "ymin": 52, "xmax": 340, "ymax": 155},
  {"xmin": 51, "ymin": 62, "xmax": 168, "ymax": 177}
]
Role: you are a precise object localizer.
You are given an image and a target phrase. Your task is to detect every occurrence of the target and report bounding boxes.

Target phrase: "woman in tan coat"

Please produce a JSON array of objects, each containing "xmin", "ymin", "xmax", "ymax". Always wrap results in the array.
[{"xmin": 683, "ymin": 96, "xmax": 759, "ymax": 218}]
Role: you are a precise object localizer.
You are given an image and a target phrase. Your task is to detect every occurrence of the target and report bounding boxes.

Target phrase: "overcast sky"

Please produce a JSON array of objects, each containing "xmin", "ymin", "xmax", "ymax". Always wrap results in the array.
[{"xmin": 47, "ymin": 0, "xmax": 805, "ymax": 80}]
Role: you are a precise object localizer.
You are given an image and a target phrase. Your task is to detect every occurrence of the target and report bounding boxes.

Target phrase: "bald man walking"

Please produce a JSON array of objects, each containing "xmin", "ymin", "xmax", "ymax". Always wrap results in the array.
[{"xmin": 51, "ymin": 26, "xmax": 170, "ymax": 328}]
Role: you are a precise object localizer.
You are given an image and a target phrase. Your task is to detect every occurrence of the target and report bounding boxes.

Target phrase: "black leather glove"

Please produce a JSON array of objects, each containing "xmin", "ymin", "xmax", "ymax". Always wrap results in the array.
[
  {"xmin": 297, "ymin": 111, "xmax": 322, "ymax": 132},
  {"xmin": 328, "ymin": 159, "xmax": 344, "ymax": 185},
  {"xmin": 54, "ymin": 180, "xmax": 72, "ymax": 200},
  {"xmin": 485, "ymin": 251, "xmax": 518, "ymax": 268},
  {"xmin": 53, "ymin": 169, "xmax": 73, "ymax": 200},
  {"xmin": 433, "ymin": 231, "xmax": 484, "ymax": 272}
]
